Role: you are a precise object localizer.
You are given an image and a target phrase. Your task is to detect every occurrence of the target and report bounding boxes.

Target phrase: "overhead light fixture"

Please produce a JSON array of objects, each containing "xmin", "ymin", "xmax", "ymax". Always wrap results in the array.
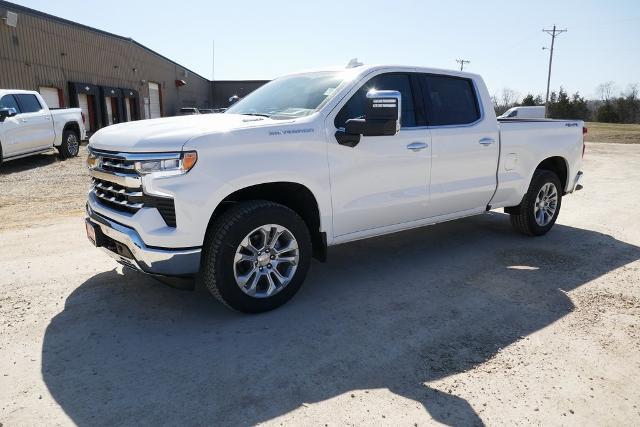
[{"xmin": 2, "ymin": 11, "xmax": 18, "ymax": 27}]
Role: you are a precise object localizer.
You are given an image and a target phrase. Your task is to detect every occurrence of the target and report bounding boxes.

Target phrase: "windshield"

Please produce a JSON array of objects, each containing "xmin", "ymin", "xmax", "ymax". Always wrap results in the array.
[{"xmin": 226, "ymin": 71, "xmax": 348, "ymax": 119}]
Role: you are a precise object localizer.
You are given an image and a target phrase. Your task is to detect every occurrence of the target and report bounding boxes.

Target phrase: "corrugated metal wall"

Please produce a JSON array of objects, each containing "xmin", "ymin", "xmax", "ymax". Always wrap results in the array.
[
  {"xmin": 0, "ymin": 1, "xmax": 212, "ymax": 122},
  {"xmin": 212, "ymin": 80, "xmax": 268, "ymax": 109}
]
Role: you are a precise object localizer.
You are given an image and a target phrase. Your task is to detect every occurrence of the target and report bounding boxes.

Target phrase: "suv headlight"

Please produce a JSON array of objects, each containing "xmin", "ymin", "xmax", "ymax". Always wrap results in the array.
[{"xmin": 135, "ymin": 151, "xmax": 198, "ymax": 176}]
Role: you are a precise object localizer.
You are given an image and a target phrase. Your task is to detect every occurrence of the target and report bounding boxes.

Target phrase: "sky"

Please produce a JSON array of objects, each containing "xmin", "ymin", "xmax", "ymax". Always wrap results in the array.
[{"xmin": 12, "ymin": 0, "xmax": 640, "ymax": 100}]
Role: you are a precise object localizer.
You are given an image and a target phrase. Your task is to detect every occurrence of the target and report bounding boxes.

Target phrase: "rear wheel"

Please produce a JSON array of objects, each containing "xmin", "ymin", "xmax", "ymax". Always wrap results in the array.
[
  {"xmin": 58, "ymin": 129, "xmax": 80, "ymax": 159},
  {"xmin": 201, "ymin": 201, "xmax": 312, "ymax": 313},
  {"xmin": 509, "ymin": 169, "xmax": 562, "ymax": 236}
]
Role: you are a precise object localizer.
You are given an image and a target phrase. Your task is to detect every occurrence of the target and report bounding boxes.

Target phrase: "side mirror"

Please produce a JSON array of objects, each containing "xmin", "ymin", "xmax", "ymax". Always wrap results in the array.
[
  {"xmin": 0, "ymin": 107, "xmax": 17, "ymax": 122},
  {"xmin": 337, "ymin": 90, "xmax": 401, "ymax": 147}
]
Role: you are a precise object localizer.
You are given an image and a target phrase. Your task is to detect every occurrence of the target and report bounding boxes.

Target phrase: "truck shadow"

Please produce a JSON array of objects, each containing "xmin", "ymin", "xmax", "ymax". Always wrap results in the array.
[
  {"xmin": 41, "ymin": 213, "xmax": 640, "ymax": 426},
  {"xmin": 0, "ymin": 152, "xmax": 59, "ymax": 174}
]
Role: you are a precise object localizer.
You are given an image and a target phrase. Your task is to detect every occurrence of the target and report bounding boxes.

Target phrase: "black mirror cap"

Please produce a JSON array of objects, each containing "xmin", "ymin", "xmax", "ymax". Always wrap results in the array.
[
  {"xmin": 335, "ymin": 129, "xmax": 361, "ymax": 147},
  {"xmin": 345, "ymin": 117, "xmax": 398, "ymax": 137},
  {"xmin": 344, "ymin": 118, "xmax": 366, "ymax": 135}
]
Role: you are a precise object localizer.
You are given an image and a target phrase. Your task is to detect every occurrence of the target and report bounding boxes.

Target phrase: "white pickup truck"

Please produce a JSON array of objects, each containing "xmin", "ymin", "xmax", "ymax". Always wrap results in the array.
[
  {"xmin": 0, "ymin": 89, "xmax": 86, "ymax": 163},
  {"xmin": 85, "ymin": 65, "xmax": 585, "ymax": 312}
]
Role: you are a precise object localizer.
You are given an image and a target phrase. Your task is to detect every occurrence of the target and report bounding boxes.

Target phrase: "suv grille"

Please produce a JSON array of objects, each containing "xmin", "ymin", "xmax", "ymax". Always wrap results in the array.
[{"xmin": 89, "ymin": 150, "xmax": 177, "ymax": 227}]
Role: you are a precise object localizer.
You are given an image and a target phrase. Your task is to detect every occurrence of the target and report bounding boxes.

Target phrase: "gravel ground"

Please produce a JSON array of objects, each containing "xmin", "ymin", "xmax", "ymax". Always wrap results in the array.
[
  {"xmin": 0, "ymin": 143, "xmax": 639, "ymax": 426},
  {"xmin": 0, "ymin": 145, "xmax": 90, "ymax": 230}
]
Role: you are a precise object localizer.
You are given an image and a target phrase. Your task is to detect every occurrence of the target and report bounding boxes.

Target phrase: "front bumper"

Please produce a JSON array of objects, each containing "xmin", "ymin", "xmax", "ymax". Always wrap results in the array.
[{"xmin": 86, "ymin": 204, "xmax": 201, "ymax": 277}]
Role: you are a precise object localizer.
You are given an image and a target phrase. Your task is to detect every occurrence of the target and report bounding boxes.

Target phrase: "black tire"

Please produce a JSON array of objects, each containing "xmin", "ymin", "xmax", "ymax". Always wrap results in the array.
[
  {"xmin": 201, "ymin": 200, "xmax": 312, "ymax": 313},
  {"xmin": 58, "ymin": 129, "xmax": 80, "ymax": 159},
  {"xmin": 509, "ymin": 169, "xmax": 563, "ymax": 236}
]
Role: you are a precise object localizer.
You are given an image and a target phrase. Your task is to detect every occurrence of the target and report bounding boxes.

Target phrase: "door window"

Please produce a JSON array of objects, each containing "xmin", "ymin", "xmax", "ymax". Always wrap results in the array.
[
  {"xmin": 15, "ymin": 94, "xmax": 44, "ymax": 113},
  {"xmin": 420, "ymin": 75, "xmax": 480, "ymax": 126},
  {"xmin": 0, "ymin": 95, "xmax": 21, "ymax": 113},
  {"xmin": 335, "ymin": 73, "xmax": 417, "ymax": 128}
]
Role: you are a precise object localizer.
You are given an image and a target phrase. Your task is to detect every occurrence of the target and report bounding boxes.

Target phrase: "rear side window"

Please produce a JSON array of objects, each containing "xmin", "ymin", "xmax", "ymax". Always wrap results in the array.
[
  {"xmin": 335, "ymin": 73, "xmax": 417, "ymax": 128},
  {"xmin": 0, "ymin": 95, "xmax": 21, "ymax": 112},
  {"xmin": 15, "ymin": 94, "xmax": 43, "ymax": 113},
  {"xmin": 420, "ymin": 75, "xmax": 480, "ymax": 126}
]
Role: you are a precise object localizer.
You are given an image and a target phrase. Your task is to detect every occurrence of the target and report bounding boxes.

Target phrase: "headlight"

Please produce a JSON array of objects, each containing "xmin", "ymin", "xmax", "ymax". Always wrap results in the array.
[
  {"xmin": 86, "ymin": 152, "xmax": 100, "ymax": 170},
  {"xmin": 135, "ymin": 151, "xmax": 198, "ymax": 176}
]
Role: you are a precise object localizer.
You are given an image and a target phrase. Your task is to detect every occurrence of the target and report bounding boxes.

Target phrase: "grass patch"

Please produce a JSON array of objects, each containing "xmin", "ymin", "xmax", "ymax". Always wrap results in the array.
[{"xmin": 585, "ymin": 122, "xmax": 640, "ymax": 144}]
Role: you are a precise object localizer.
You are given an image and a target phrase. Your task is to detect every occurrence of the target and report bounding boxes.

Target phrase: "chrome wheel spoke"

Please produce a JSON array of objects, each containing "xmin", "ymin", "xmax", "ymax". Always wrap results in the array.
[
  {"xmin": 267, "ymin": 227, "xmax": 284, "ymax": 249},
  {"xmin": 265, "ymin": 272, "xmax": 277, "ymax": 296},
  {"xmin": 244, "ymin": 272, "xmax": 260, "ymax": 296},
  {"xmin": 234, "ymin": 252, "xmax": 255, "ymax": 263},
  {"xmin": 275, "ymin": 240, "xmax": 298, "ymax": 255},
  {"xmin": 237, "ymin": 267, "xmax": 257, "ymax": 286}
]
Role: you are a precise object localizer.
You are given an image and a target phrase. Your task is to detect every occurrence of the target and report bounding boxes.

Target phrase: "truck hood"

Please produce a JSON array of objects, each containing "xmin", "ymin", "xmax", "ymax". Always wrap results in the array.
[{"xmin": 89, "ymin": 114, "xmax": 280, "ymax": 152}]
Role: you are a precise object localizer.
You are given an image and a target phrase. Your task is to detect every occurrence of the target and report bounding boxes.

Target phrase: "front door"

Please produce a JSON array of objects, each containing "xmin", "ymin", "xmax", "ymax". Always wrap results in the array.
[
  {"xmin": 0, "ymin": 94, "xmax": 22, "ymax": 158},
  {"xmin": 417, "ymin": 73, "xmax": 499, "ymax": 217},
  {"xmin": 327, "ymin": 72, "xmax": 432, "ymax": 237},
  {"xmin": 14, "ymin": 93, "xmax": 55, "ymax": 152}
]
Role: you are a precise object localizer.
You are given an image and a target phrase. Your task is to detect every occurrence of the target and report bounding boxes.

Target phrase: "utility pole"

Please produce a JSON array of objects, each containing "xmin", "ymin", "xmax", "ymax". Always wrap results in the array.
[
  {"xmin": 542, "ymin": 25, "xmax": 567, "ymax": 116},
  {"xmin": 456, "ymin": 59, "xmax": 470, "ymax": 71},
  {"xmin": 211, "ymin": 40, "xmax": 215, "ymax": 108}
]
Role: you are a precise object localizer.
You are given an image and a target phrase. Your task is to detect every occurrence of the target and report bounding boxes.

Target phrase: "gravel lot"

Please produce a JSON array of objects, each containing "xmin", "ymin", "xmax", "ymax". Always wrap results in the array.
[{"xmin": 1, "ymin": 143, "xmax": 639, "ymax": 425}]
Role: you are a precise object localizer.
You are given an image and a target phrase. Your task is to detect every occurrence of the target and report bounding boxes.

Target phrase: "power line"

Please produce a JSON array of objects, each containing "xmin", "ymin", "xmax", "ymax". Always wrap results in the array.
[
  {"xmin": 542, "ymin": 25, "xmax": 567, "ymax": 116},
  {"xmin": 456, "ymin": 59, "xmax": 470, "ymax": 71}
]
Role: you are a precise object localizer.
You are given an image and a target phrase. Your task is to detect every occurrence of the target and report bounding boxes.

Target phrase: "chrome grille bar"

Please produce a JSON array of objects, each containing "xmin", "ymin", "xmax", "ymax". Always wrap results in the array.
[
  {"xmin": 94, "ymin": 190, "xmax": 144, "ymax": 209},
  {"xmin": 89, "ymin": 169, "xmax": 141, "ymax": 187}
]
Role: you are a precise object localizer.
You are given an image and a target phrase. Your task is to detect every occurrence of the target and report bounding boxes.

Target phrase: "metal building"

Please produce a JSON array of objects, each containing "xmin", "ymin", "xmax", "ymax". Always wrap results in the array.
[{"xmin": 0, "ymin": 1, "xmax": 267, "ymax": 134}]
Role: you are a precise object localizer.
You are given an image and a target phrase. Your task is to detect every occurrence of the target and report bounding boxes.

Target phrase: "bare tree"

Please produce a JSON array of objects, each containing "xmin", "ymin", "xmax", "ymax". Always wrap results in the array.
[
  {"xmin": 492, "ymin": 88, "xmax": 521, "ymax": 115},
  {"xmin": 596, "ymin": 81, "xmax": 616, "ymax": 102},
  {"xmin": 501, "ymin": 89, "xmax": 520, "ymax": 109}
]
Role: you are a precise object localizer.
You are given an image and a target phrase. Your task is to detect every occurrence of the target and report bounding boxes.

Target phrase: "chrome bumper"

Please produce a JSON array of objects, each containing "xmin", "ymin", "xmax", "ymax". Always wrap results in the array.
[{"xmin": 85, "ymin": 205, "xmax": 201, "ymax": 277}]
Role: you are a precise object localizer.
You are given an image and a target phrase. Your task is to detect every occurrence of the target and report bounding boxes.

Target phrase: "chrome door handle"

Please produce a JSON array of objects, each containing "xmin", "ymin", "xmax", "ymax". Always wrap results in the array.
[
  {"xmin": 406, "ymin": 142, "xmax": 428, "ymax": 151},
  {"xmin": 19, "ymin": 119, "xmax": 27, "ymax": 123},
  {"xmin": 479, "ymin": 137, "xmax": 495, "ymax": 146}
]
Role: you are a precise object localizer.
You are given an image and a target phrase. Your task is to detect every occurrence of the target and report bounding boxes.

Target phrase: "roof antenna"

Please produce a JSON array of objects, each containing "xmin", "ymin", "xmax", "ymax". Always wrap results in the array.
[{"xmin": 346, "ymin": 58, "xmax": 363, "ymax": 69}]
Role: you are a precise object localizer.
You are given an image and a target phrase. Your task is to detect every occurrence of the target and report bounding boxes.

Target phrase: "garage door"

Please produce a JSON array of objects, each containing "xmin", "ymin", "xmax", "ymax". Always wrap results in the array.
[
  {"xmin": 78, "ymin": 94, "xmax": 91, "ymax": 131},
  {"xmin": 148, "ymin": 82, "xmax": 161, "ymax": 119},
  {"xmin": 39, "ymin": 87, "xmax": 60, "ymax": 108},
  {"xmin": 125, "ymin": 99, "xmax": 132, "ymax": 121},
  {"xmin": 104, "ymin": 96, "xmax": 113, "ymax": 126}
]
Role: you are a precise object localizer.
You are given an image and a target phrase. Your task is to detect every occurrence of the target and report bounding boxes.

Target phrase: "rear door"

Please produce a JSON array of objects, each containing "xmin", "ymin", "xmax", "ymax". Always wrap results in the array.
[
  {"xmin": 418, "ymin": 74, "xmax": 499, "ymax": 217},
  {"xmin": 327, "ymin": 72, "xmax": 432, "ymax": 237},
  {"xmin": 14, "ymin": 93, "xmax": 55, "ymax": 151}
]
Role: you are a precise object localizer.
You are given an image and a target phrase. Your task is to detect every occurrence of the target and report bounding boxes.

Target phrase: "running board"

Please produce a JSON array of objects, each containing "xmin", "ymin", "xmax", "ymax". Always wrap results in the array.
[{"xmin": 3, "ymin": 147, "xmax": 54, "ymax": 161}]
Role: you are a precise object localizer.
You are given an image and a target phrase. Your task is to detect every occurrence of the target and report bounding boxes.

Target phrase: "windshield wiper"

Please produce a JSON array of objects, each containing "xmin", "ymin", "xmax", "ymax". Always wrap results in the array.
[{"xmin": 241, "ymin": 113, "xmax": 270, "ymax": 118}]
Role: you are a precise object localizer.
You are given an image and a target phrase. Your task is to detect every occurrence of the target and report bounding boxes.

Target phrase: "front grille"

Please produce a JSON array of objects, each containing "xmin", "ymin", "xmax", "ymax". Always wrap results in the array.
[
  {"xmin": 90, "ymin": 150, "xmax": 177, "ymax": 227},
  {"xmin": 92, "ymin": 178, "xmax": 144, "ymax": 213}
]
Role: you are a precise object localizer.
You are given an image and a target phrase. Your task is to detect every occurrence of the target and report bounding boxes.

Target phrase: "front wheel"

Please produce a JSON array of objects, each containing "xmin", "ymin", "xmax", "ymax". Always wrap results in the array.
[
  {"xmin": 509, "ymin": 169, "xmax": 563, "ymax": 236},
  {"xmin": 58, "ymin": 129, "xmax": 80, "ymax": 159},
  {"xmin": 201, "ymin": 201, "xmax": 312, "ymax": 313}
]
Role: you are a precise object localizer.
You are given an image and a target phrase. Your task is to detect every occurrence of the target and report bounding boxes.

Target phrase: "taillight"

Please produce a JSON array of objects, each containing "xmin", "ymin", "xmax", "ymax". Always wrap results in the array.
[
  {"xmin": 582, "ymin": 143, "xmax": 585, "ymax": 158},
  {"xmin": 582, "ymin": 127, "xmax": 587, "ymax": 158},
  {"xmin": 81, "ymin": 112, "xmax": 86, "ymax": 124},
  {"xmin": 583, "ymin": 126, "xmax": 588, "ymax": 135}
]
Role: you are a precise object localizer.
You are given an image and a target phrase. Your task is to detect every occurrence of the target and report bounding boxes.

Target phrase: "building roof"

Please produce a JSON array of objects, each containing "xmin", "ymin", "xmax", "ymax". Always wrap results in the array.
[{"xmin": 0, "ymin": 0, "xmax": 210, "ymax": 82}]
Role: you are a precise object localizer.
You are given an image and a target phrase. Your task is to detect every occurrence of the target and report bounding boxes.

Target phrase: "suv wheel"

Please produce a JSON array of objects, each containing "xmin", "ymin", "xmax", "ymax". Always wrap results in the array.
[
  {"xmin": 509, "ymin": 169, "xmax": 563, "ymax": 236},
  {"xmin": 201, "ymin": 201, "xmax": 312, "ymax": 313}
]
